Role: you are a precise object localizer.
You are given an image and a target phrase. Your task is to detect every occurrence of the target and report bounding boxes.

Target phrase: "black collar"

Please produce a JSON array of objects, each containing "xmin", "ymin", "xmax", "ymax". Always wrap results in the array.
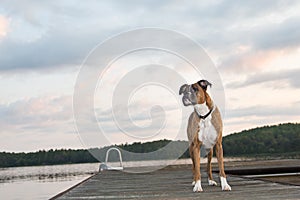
[{"xmin": 195, "ymin": 107, "xmax": 214, "ymax": 119}]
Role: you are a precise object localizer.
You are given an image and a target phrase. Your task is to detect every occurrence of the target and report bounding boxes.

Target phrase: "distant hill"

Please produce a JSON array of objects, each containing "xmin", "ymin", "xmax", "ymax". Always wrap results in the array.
[
  {"xmin": 0, "ymin": 123, "xmax": 299, "ymax": 167},
  {"xmin": 223, "ymin": 123, "xmax": 300, "ymax": 157}
]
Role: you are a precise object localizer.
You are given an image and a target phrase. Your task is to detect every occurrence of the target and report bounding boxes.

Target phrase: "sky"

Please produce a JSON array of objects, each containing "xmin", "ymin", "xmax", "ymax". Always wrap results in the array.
[{"xmin": 0, "ymin": 0, "xmax": 300, "ymax": 152}]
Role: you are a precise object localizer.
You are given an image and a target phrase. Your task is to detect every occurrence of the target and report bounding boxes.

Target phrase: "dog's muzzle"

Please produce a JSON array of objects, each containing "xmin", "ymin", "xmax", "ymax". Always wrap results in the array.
[{"xmin": 179, "ymin": 84, "xmax": 197, "ymax": 106}]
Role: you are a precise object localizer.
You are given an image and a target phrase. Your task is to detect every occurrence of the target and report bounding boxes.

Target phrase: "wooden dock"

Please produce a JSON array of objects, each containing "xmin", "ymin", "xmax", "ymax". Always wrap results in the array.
[{"xmin": 53, "ymin": 159, "xmax": 300, "ymax": 200}]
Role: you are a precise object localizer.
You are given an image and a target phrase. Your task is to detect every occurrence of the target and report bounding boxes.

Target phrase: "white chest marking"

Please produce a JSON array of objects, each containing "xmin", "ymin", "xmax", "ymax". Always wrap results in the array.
[{"xmin": 194, "ymin": 103, "xmax": 218, "ymax": 150}]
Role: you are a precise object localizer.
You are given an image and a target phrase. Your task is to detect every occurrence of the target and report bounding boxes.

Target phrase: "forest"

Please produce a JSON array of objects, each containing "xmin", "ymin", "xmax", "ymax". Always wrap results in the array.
[
  {"xmin": 222, "ymin": 123, "xmax": 300, "ymax": 157},
  {"xmin": 0, "ymin": 123, "xmax": 299, "ymax": 168}
]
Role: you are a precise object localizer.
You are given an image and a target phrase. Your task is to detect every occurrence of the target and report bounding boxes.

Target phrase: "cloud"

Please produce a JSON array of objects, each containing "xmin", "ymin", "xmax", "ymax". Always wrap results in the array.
[
  {"xmin": 1, "ymin": 1, "xmax": 300, "ymax": 151},
  {"xmin": 226, "ymin": 68, "xmax": 300, "ymax": 89},
  {"xmin": 222, "ymin": 101, "xmax": 300, "ymax": 134},
  {"xmin": 226, "ymin": 101, "xmax": 300, "ymax": 119},
  {"xmin": 0, "ymin": 95, "xmax": 86, "ymax": 151},
  {"xmin": 220, "ymin": 49, "xmax": 282, "ymax": 73},
  {"xmin": 0, "ymin": 15, "xmax": 9, "ymax": 38},
  {"xmin": 0, "ymin": 95, "xmax": 73, "ymax": 132},
  {"xmin": 253, "ymin": 16, "xmax": 300, "ymax": 51},
  {"xmin": 0, "ymin": 1, "xmax": 124, "ymax": 73},
  {"xmin": 218, "ymin": 15, "xmax": 300, "ymax": 73},
  {"xmin": 0, "ymin": 0, "xmax": 299, "ymax": 74},
  {"xmin": 0, "ymin": 28, "xmax": 103, "ymax": 73}
]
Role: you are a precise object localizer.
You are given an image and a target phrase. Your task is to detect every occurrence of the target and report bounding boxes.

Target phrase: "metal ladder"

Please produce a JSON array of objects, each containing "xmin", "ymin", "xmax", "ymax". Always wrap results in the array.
[{"xmin": 99, "ymin": 147, "xmax": 124, "ymax": 172}]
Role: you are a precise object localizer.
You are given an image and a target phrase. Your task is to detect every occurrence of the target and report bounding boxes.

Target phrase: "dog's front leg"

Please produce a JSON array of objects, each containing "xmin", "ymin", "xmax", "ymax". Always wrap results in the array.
[
  {"xmin": 189, "ymin": 145, "xmax": 196, "ymax": 186},
  {"xmin": 215, "ymin": 141, "xmax": 231, "ymax": 191},
  {"xmin": 191, "ymin": 142, "xmax": 203, "ymax": 192},
  {"xmin": 207, "ymin": 148, "xmax": 217, "ymax": 186}
]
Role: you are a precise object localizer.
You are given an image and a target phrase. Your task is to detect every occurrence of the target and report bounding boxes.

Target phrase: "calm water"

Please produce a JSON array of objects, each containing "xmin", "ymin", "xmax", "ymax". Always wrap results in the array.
[
  {"xmin": 0, "ymin": 158, "xmax": 243, "ymax": 200},
  {"xmin": 0, "ymin": 163, "xmax": 99, "ymax": 200}
]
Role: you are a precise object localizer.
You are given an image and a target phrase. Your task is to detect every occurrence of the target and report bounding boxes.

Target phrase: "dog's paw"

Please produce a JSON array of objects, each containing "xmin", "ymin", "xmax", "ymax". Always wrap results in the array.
[
  {"xmin": 192, "ymin": 181, "xmax": 196, "ymax": 186},
  {"xmin": 208, "ymin": 179, "xmax": 217, "ymax": 186},
  {"xmin": 220, "ymin": 177, "xmax": 231, "ymax": 191},
  {"xmin": 193, "ymin": 180, "xmax": 203, "ymax": 192},
  {"xmin": 222, "ymin": 184, "xmax": 231, "ymax": 191}
]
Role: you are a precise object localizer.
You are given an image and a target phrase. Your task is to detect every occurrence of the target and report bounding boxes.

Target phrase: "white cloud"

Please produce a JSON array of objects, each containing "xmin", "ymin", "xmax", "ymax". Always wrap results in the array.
[
  {"xmin": 0, "ymin": 95, "xmax": 84, "ymax": 152},
  {"xmin": 0, "ymin": 95, "xmax": 72, "ymax": 131},
  {"xmin": 226, "ymin": 68, "xmax": 300, "ymax": 89}
]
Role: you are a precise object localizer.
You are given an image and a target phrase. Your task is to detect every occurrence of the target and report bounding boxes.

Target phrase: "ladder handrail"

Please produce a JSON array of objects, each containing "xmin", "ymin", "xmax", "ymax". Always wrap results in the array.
[{"xmin": 105, "ymin": 147, "xmax": 123, "ymax": 167}]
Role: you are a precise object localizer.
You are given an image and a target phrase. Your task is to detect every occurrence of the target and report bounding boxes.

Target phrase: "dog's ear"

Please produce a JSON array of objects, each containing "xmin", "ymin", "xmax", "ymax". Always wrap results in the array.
[
  {"xmin": 179, "ymin": 84, "xmax": 189, "ymax": 95},
  {"xmin": 197, "ymin": 80, "xmax": 212, "ymax": 91}
]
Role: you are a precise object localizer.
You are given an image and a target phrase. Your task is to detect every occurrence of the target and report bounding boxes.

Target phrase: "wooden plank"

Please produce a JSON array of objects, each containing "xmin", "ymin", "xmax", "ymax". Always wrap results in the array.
[{"xmin": 55, "ymin": 160, "xmax": 300, "ymax": 200}]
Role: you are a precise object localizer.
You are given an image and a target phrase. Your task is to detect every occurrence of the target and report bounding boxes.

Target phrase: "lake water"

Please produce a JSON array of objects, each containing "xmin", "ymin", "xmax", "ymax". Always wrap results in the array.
[
  {"xmin": 0, "ymin": 163, "xmax": 99, "ymax": 200},
  {"xmin": 0, "ymin": 158, "xmax": 244, "ymax": 200}
]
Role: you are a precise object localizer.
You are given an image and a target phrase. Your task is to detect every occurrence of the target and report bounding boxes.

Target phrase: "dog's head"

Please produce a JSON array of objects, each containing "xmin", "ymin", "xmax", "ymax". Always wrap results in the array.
[{"xmin": 179, "ymin": 80, "xmax": 212, "ymax": 106}]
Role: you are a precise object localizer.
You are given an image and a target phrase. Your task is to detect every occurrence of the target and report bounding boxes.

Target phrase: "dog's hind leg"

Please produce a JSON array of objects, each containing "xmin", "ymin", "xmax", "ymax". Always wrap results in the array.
[
  {"xmin": 207, "ymin": 148, "xmax": 217, "ymax": 186},
  {"xmin": 215, "ymin": 138, "xmax": 231, "ymax": 191}
]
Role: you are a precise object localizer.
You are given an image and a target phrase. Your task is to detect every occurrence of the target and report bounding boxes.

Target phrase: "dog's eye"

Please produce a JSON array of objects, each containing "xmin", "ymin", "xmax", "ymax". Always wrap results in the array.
[{"xmin": 192, "ymin": 85, "xmax": 198, "ymax": 91}]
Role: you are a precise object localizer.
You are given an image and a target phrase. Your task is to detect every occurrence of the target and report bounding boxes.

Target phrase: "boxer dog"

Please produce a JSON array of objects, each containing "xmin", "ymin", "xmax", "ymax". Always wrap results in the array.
[{"xmin": 179, "ymin": 80, "xmax": 231, "ymax": 192}]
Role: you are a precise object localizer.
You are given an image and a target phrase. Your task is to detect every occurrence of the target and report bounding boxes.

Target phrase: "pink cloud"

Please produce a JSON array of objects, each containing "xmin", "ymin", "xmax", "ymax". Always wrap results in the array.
[
  {"xmin": 1, "ymin": 95, "xmax": 73, "ymax": 132},
  {"xmin": 0, "ymin": 15, "xmax": 9, "ymax": 38},
  {"xmin": 220, "ymin": 47, "xmax": 292, "ymax": 73}
]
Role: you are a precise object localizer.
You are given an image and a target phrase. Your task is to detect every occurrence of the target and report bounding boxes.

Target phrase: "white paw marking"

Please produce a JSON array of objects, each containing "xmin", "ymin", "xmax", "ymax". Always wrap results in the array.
[
  {"xmin": 193, "ymin": 180, "xmax": 203, "ymax": 192},
  {"xmin": 208, "ymin": 179, "xmax": 217, "ymax": 186},
  {"xmin": 192, "ymin": 181, "xmax": 195, "ymax": 186},
  {"xmin": 220, "ymin": 176, "xmax": 231, "ymax": 191}
]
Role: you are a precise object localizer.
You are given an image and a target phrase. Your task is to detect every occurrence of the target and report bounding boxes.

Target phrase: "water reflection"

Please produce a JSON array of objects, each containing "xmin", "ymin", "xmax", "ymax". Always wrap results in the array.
[{"xmin": 0, "ymin": 163, "xmax": 99, "ymax": 200}]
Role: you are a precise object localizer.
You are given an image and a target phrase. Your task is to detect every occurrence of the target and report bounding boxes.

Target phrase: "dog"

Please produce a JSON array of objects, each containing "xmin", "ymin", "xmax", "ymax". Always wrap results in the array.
[{"xmin": 179, "ymin": 80, "xmax": 231, "ymax": 192}]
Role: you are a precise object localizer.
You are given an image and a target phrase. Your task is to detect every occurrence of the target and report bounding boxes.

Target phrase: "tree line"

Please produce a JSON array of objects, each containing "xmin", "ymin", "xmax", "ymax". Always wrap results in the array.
[
  {"xmin": 0, "ymin": 149, "xmax": 97, "ymax": 168},
  {"xmin": 0, "ymin": 123, "xmax": 299, "ymax": 168},
  {"xmin": 222, "ymin": 123, "xmax": 300, "ymax": 157}
]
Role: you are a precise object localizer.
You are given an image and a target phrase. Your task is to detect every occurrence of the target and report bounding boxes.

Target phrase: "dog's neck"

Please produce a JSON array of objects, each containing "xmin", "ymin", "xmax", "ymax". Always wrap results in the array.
[{"xmin": 194, "ymin": 101, "xmax": 214, "ymax": 119}]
